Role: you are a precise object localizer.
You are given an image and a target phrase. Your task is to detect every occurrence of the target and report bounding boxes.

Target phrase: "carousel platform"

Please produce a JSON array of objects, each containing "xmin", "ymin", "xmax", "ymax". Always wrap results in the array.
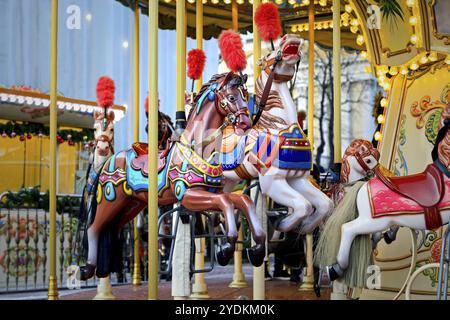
[{"xmin": 60, "ymin": 265, "xmax": 330, "ymax": 300}]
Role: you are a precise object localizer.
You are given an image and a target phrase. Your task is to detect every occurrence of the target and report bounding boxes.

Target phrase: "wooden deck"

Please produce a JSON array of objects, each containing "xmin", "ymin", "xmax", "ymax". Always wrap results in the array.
[{"xmin": 61, "ymin": 265, "xmax": 331, "ymax": 300}]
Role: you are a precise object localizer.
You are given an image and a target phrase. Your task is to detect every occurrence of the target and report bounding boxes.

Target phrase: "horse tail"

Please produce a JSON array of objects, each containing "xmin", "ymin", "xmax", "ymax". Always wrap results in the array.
[{"xmin": 314, "ymin": 181, "xmax": 373, "ymax": 288}]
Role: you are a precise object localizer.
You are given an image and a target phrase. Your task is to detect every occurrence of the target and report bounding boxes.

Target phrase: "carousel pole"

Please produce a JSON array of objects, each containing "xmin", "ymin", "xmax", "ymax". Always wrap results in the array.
[
  {"xmin": 48, "ymin": 0, "xmax": 59, "ymax": 300},
  {"xmin": 332, "ymin": 0, "xmax": 341, "ymax": 163},
  {"xmin": 148, "ymin": 0, "xmax": 159, "ymax": 300},
  {"xmin": 175, "ymin": 0, "xmax": 187, "ymax": 132},
  {"xmin": 191, "ymin": 0, "xmax": 210, "ymax": 300},
  {"xmin": 299, "ymin": 0, "xmax": 315, "ymax": 292},
  {"xmin": 252, "ymin": 0, "xmax": 265, "ymax": 300},
  {"xmin": 229, "ymin": 0, "xmax": 247, "ymax": 290},
  {"xmin": 172, "ymin": 0, "xmax": 191, "ymax": 300},
  {"xmin": 132, "ymin": 2, "xmax": 142, "ymax": 287}
]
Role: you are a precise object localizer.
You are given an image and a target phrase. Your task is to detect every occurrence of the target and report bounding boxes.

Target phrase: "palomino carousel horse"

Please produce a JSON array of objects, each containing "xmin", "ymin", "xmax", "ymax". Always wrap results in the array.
[
  {"xmin": 317, "ymin": 106, "xmax": 450, "ymax": 287},
  {"xmin": 221, "ymin": 34, "xmax": 333, "ymax": 234},
  {"xmin": 79, "ymin": 72, "xmax": 267, "ymax": 280}
]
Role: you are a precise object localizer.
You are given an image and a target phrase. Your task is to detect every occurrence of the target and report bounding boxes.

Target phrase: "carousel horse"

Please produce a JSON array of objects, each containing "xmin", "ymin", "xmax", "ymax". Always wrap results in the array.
[
  {"xmin": 78, "ymin": 78, "xmax": 116, "ymax": 255},
  {"xmin": 221, "ymin": 34, "xmax": 333, "ymax": 234},
  {"xmin": 79, "ymin": 72, "xmax": 267, "ymax": 280},
  {"xmin": 317, "ymin": 106, "xmax": 450, "ymax": 287}
]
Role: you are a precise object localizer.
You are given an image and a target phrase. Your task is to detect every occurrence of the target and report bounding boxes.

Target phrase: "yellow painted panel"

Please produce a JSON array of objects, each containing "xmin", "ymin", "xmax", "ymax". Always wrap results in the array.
[{"xmin": 0, "ymin": 136, "xmax": 79, "ymax": 194}]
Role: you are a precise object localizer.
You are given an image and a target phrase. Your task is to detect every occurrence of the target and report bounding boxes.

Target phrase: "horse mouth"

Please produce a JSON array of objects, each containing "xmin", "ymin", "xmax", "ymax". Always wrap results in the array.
[
  {"xmin": 98, "ymin": 149, "xmax": 110, "ymax": 157},
  {"xmin": 282, "ymin": 42, "xmax": 300, "ymax": 61}
]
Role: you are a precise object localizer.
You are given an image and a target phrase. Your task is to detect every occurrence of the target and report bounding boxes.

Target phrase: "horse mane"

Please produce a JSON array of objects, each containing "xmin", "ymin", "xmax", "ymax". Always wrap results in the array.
[
  {"xmin": 434, "ymin": 106, "xmax": 450, "ymax": 169},
  {"xmin": 255, "ymin": 76, "xmax": 286, "ymax": 130},
  {"xmin": 341, "ymin": 139, "xmax": 380, "ymax": 183}
]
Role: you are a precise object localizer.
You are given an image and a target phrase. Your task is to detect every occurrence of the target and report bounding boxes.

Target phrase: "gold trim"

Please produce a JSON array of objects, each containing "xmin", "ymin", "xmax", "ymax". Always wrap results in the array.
[
  {"xmin": 176, "ymin": 142, "xmax": 222, "ymax": 177},
  {"xmin": 429, "ymin": 0, "xmax": 450, "ymax": 45},
  {"xmin": 381, "ymin": 43, "xmax": 414, "ymax": 58}
]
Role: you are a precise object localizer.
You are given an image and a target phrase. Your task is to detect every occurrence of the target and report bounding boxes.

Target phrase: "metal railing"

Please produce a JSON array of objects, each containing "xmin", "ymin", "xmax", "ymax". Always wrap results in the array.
[{"xmin": 0, "ymin": 189, "xmax": 137, "ymax": 294}]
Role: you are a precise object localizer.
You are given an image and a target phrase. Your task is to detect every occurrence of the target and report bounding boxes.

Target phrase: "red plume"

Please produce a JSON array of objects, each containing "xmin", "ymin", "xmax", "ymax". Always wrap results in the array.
[
  {"xmin": 255, "ymin": 3, "xmax": 282, "ymax": 42},
  {"xmin": 187, "ymin": 49, "xmax": 206, "ymax": 80},
  {"xmin": 218, "ymin": 30, "xmax": 247, "ymax": 73},
  {"xmin": 96, "ymin": 76, "xmax": 115, "ymax": 108},
  {"xmin": 144, "ymin": 95, "xmax": 160, "ymax": 113},
  {"xmin": 144, "ymin": 96, "xmax": 149, "ymax": 113}
]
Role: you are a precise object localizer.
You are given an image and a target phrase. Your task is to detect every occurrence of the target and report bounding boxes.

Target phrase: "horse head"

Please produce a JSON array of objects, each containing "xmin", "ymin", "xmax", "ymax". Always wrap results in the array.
[
  {"xmin": 93, "ymin": 109, "xmax": 114, "ymax": 164},
  {"xmin": 341, "ymin": 139, "xmax": 380, "ymax": 183},
  {"xmin": 259, "ymin": 34, "xmax": 303, "ymax": 80},
  {"xmin": 193, "ymin": 72, "xmax": 251, "ymax": 135},
  {"xmin": 434, "ymin": 106, "xmax": 450, "ymax": 174}
]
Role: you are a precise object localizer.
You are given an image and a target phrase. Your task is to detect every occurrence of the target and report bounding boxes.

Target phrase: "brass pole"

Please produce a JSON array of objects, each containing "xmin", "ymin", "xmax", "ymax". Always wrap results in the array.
[
  {"xmin": 48, "ymin": 0, "xmax": 59, "ymax": 300},
  {"xmin": 299, "ymin": 1, "xmax": 315, "ymax": 293},
  {"xmin": 191, "ymin": 0, "xmax": 210, "ymax": 299},
  {"xmin": 175, "ymin": 0, "xmax": 187, "ymax": 129},
  {"xmin": 307, "ymin": 1, "xmax": 314, "ymax": 145},
  {"xmin": 132, "ymin": 3, "xmax": 142, "ymax": 287},
  {"xmin": 196, "ymin": 0, "xmax": 204, "ymax": 92},
  {"xmin": 232, "ymin": 0, "xmax": 239, "ymax": 32},
  {"xmin": 229, "ymin": 0, "xmax": 247, "ymax": 289},
  {"xmin": 252, "ymin": 0, "xmax": 265, "ymax": 300},
  {"xmin": 148, "ymin": 0, "xmax": 159, "ymax": 300},
  {"xmin": 333, "ymin": 0, "xmax": 341, "ymax": 163}
]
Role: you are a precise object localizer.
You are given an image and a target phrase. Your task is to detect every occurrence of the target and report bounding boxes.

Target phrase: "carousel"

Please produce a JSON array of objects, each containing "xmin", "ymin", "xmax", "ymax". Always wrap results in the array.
[{"xmin": 0, "ymin": 0, "xmax": 449, "ymax": 301}]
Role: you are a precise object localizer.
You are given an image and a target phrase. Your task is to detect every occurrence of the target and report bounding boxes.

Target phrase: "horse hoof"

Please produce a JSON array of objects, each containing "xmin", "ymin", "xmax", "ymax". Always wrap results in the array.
[
  {"xmin": 216, "ymin": 243, "xmax": 233, "ymax": 266},
  {"xmin": 327, "ymin": 263, "xmax": 343, "ymax": 281},
  {"xmin": 314, "ymin": 282, "xmax": 321, "ymax": 298},
  {"xmin": 246, "ymin": 244, "xmax": 265, "ymax": 267},
  {"xmin": 383, "ymin": 232, "xmax": 395, "ymax": 244},
  {"xmin": 80, "ymin": 264, "xmax": 96, "ymax": 281}
]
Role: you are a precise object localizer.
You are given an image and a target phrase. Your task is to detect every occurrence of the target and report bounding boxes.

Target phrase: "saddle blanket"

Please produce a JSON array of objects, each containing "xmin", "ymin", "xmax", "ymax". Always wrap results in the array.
[
  {"xmin": 250, "ymin": 123, "xmax": 312, "ymax": 171},
  {"xmin": 368, "ymin": 175, "xmax": 450, "ymax": 218}
]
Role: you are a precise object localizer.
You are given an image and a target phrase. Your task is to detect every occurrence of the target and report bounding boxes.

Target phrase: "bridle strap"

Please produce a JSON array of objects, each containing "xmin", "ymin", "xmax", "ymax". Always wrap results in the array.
[{"xmin": 253, "ymin": 65, "xmax": 277, "ymax": 126}]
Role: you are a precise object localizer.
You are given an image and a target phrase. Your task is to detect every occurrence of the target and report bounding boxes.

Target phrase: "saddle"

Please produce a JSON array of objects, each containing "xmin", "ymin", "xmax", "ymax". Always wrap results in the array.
[
  {"xmin": 130, "ymin": 142, "xmax": 168, "ymax": 177},
  {"xmin": 375, "ymin": 163, "xmax": 445, "ymax": 229}
]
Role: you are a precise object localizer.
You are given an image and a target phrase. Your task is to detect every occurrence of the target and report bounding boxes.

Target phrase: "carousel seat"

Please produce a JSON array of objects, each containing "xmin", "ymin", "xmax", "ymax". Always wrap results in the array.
[
  {"xmin": 375, "ymin": 163, "xmax": 445, "ymax": 208},
  {"xmin": 130, "ymin": 142, "xmax": 167, "ymax": 176},
  {"xmin": 374, "ymin": 163, "xmax": 446, "ymax": 229}
]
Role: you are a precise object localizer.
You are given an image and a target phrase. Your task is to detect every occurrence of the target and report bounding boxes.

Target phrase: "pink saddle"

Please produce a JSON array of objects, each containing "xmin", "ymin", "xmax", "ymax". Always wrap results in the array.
[
  {"xmin": 370, "ymin": 164, "xmax": 449, "ymax": 230},
  {"xmin": 130, "ymin": 142, "xmax": 166, "ymax": 176}
]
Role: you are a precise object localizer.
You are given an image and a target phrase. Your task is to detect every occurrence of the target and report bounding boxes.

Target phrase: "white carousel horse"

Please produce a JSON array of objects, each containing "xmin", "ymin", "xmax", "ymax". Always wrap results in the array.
[
  {"xmin": 221, "ymin": 34, "xmax": 333, "ymax": 234},
  {"xmin": 321, "ymin": 106, "xmax": 450, "ymax": 285}
]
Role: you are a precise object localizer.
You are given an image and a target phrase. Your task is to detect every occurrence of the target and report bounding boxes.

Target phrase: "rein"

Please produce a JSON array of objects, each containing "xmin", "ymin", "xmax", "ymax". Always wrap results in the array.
[
  {"xmin": 253, "ymin": 51, "xmax": 297, "ymax": 126},
  {"xmin": 252, "ymin": 52, "xmax": 282, "ymax": 126}
]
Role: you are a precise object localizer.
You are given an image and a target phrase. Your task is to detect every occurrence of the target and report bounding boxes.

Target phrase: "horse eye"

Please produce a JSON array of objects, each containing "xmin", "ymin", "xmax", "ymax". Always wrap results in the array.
[{"xmin": 228, "ymin": 95, "xmax": 236, "ymax": 102}]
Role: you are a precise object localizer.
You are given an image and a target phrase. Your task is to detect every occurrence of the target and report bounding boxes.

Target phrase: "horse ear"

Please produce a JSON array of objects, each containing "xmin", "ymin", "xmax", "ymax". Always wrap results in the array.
[
  {"xmin": 106, "ymin": 110, "xmax": 115, "ymax": 122},
  {"xmin": 93, "ymin": 110, "xmax": 101, "ymax": 120},
  {"xmin": 219, "ymin": 72, "xmax": 235, "ymax": 90}
]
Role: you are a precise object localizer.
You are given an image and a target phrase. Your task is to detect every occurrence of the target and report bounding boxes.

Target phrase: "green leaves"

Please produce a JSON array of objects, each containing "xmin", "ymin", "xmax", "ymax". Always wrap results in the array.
[{"xmin": 376, "ymin": 0, "xmax": 404, "ymax": 30}]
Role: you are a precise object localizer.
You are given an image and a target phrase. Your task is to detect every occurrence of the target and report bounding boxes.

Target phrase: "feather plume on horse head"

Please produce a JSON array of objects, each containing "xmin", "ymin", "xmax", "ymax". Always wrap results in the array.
[
  {"xmin": 187, "ymin": 49, "xmax": 206, "ymax": 81},
  {"xmin": 255, "ymin": 3, "xmax": 282, "ymax": 49},
  {"xmin": 95, "ymin": 76, "xmax": 115, "ymax": 130},
  {"xmin": 96, "ymin": 76, "xmax": 115, "ymax": 109},
  {"xmin": 218, "ymin": 30, "xmax": 247, "ymax": 74}
]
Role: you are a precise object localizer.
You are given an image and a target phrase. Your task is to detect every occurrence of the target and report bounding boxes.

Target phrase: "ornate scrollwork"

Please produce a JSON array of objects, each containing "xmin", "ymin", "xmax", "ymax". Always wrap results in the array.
[{"xmin": 410, "ymin": 83, "xmax": 449, "ymax": 144}]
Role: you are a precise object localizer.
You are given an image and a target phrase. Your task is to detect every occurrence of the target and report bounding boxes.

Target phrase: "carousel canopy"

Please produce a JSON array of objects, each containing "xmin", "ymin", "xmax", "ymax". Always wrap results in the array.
[
  {"xmin": 0, "ymin": 87, "xmax": 127, "ymax": 129},
  {"xmin": 115, "ymin": 0, "xmax": 363, "ymax": 50}
]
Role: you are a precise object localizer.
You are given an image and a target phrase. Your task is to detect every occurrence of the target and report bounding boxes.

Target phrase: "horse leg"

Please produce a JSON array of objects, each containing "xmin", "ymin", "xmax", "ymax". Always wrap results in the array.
[
  {"xmin": 259, "ymin": 175, "xmax": 314, "ymax": 233},
  {"xmin": 80, "ymin": 190, "xmax": 129, "ymax": 280},
  {"xmin": 287, "ymin": 176, "xmax": 334, "ymax": 234},
  {"xmin": 383, "ymin": 225, "xmax": 400, "ymax": 244},
  {"xmin": 181, "ymin": 189, "xmax": 238, "ymax": 266},
  {"xmin": 228, "ymin": 193, "xmax": 266, "ymax": 267}
]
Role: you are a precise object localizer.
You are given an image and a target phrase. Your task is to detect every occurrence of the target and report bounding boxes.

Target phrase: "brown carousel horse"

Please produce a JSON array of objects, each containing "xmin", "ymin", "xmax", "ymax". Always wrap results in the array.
[{"xmin": 80, "ymin": 72, "xmax": 267, "ymax": 280}]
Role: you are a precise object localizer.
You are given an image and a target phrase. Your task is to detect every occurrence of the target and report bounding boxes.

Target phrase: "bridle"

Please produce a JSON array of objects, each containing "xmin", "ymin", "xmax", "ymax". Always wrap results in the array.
[
  {"xmin": 182, "ymin": 78, "xmax": 250, "ymax": 150},
  {"xmin": 253, "ymin": 48, "xmax": 299, "ymax": 126},
  {"xmin": 354, "ymin": 147, "xmax": 378, "ymax": 174}
]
